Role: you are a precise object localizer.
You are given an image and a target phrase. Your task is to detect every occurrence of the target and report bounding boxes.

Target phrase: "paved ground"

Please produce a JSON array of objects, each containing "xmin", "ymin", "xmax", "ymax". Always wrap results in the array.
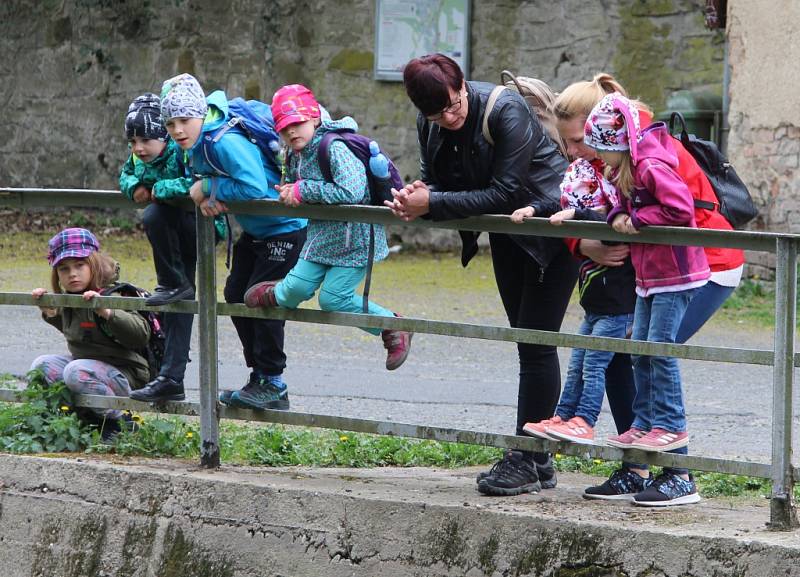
[{"xmin": 3, "ymin": 295, "xmax": 793, "ymax": 464}]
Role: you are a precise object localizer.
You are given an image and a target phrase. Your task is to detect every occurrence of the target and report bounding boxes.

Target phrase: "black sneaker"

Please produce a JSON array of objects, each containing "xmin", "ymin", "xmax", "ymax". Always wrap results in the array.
[
  {"xmin": 477, "ymin": 450, "xmax": 541, "ymax": 496},
  {"xmin": 145, "ymin": 284, "xmax": 195, "ymax": 306},
  {"xmin": 130, "ymin": 376, "xmax": 185, "ymax": 402},
  {"xmin": 476, "ymin": 454, "xmax": 557, "ymax": 489},
  {"xmin": 229, "ymin": 374, "xmax": 289, "ymax": 410},
  {"xmin": 219, "ymin": 373, "xmax": 257, "ymax": 405},
  {"xmin": 633, "ymin": 472, "xmax": 701, "ymax": 507},
  {"xmin": 584, "ymin": 467, "xmax": 653, "ymax": 500}
]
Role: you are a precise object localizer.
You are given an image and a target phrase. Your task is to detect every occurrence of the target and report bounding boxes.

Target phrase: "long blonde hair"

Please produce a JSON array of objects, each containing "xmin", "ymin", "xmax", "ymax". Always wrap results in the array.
[
  {"xmin": 51, "ymin": 252, "xmax": 119, "ymax": 294},
  {"xmin": 606, "ymin": 155, "xmax": 635, "ymax": 199}
]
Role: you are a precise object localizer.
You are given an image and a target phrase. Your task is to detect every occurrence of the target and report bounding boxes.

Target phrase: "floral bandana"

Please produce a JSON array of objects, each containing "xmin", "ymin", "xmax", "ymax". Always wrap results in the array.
[
  {"xmin": 584, "ymin": 92, "xmax": 641, "ymax": 163},
  {"xmin": 560, "ymin": 158, "xmax": 619, "ymax": 211}
]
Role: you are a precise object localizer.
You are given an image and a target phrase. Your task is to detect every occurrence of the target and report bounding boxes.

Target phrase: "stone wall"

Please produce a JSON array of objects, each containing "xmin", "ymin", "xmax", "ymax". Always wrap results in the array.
[
  {"xmin": 0, "ymin": 0, "xmax": 722, "ymax": 248},
  {"xmin": 727, "ymin": 0, "xmax": 800, "ymax": 277}
]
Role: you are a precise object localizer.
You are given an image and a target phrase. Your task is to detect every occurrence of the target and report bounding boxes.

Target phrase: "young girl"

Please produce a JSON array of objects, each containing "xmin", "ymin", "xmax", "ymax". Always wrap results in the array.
[
  {"xmin": 586, "ymin": 93, "xmax": 709, "ymax": 505},
  {"xmin": 512, "ymin": 158, "xmax": 635, "ymax": 444},
  {"xmin": 244, "ymin": 84, "xmax": 412, "ymax": 370},
  {"xmin": 30, "ymin": 228, "xmax": 151, "ymax": 438}
]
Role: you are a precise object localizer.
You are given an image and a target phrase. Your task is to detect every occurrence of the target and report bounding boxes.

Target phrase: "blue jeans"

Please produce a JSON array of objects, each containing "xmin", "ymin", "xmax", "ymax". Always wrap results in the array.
[
  {"xmin": 275, "ymin": 259, "xmax": 395, "ymax": 335},
  {"xmin": 675, "ymin": 281, "xmax": 735, "ymax": 343},
  {"xmin": 631, "ymin": 289, "xmax": 697, "ymax": 433},
  {"xmin": 556, "ymin": 312, "xmax": 633, "ymax": 427}
]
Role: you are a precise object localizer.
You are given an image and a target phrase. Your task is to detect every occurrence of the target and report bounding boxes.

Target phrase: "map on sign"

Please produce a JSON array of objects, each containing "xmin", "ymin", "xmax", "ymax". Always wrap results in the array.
[{"xmin": 374, "ymin": 0, "xmax": 470, "ymax": 81}]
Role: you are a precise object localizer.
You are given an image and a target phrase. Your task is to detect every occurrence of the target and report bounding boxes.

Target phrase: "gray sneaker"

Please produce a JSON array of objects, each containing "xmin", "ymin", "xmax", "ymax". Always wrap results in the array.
[{"xmin": 229, "ymin": 375, "xmax": 289, "ymax": 411}]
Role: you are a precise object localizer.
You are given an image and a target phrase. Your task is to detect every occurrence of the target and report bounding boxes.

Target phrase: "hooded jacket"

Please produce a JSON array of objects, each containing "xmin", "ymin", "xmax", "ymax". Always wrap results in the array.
[
  {"xmin": 417, "ymin": 81, "xmax": 568, "ymax": 268},
  {"xmin": 189, "ymin": 90, "xmax": 306, "ymax": 240},
  {"xmin": 607, "ymin": 123, "xmax": 710, "ymax": 291},
  {"xmin": 286, "ymin": 114, "xmax": 389, "ymax": 267}
]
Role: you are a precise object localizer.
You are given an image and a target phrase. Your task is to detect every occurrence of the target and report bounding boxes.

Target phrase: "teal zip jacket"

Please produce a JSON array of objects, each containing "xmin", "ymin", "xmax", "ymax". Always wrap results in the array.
[
  {"xmin": 286, "ymin": 115, "xmax": 389, "ymax": 267},
  {"xmin": 119, "ymin": 139, "xmax": 227, "ymax": 238},
  {"xmin": 189, "ymin": 90, "xmax": 306, "ymax": 240}
]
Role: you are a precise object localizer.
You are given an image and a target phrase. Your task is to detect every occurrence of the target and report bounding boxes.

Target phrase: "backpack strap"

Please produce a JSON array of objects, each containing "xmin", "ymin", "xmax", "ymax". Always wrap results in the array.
[
  {"xmin": 481, "ymin": 86, "xmax": 507, "ymax": 146},
  {"xmin": 318, "ymin": 131, "xmax": 348, "ymax": 183}
]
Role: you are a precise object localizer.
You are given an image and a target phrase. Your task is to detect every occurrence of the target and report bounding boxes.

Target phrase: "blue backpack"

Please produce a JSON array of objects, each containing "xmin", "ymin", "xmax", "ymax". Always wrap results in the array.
[{"xmin": 200, "ymin": 97, "xmax": 282, "ymax": 175}]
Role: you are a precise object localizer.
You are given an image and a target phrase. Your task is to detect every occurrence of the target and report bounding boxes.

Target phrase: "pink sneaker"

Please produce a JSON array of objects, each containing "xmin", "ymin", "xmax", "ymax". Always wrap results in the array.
[
  {"xmin": 522, "ymin": 416, "xmax": 564, "ymax": 440},
  {"xmin": 244, "ymin": 280, "xmax": 280, "ymax": 308},
  {"xmin": 607, "ymin": 427, "xmax": 647, "ymax": 448},
  {"xmin": 546, "ymin": 416, "xmax": 595, "ymax": 444},
  {"xmin": 630, "ymin": 428, "xmax": 689, "ymax": 452},
  {"xmin": 382, "ymin": 315, "xmax": 412, "ymax": 370}
]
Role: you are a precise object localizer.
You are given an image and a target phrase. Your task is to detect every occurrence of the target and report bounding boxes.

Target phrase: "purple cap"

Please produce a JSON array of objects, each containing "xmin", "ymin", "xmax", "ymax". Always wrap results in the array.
[{"xmin": 47, "ymin": 228, "xmax": 100, "ymax": 267}]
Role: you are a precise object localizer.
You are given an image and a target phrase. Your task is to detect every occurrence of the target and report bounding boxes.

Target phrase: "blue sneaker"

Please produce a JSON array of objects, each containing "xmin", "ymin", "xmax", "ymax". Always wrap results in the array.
[
  {"xmin": 583, "ymin": 467, "xmax": 653, "ymax": 501},
  {"xmin": 230, "ymin": 374, "xmax": 290, "ymax": 411},
  {"xmin": 633, "ymin": 472, "xmax": 701, "ymax": 507}
]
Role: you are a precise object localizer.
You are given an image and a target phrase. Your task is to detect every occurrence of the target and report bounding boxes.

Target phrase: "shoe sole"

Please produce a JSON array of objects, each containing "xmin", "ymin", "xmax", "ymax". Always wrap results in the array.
[
  {"xmin": 546, "ymin": 429, "xmax": 595, "ymax": 444},
  {"xmin": 477, "ymin": 481, "xmax": 542, "ymax": 496},
  {"xmin": 129, "ymin": 393, "xmax": 186, "ymax": 403},
  {"xmin": 386, "ymin": 333, "xmax": 413, "ymax": 371},
  {"xmin": 583, "ymin": 492, "xmax": 636, "ymax": 501},
  {"xmin": 229, "ymin": 397, "xmax": 290, "ymax": 411},
  {"xmin": 521, "ymin": 426, "xmax": 557, "ymax": 441},
  {"xmin": 629, "ymin": 438, "xmax": 690, "ymax": 452},
  {"xmin": 606, "ymin": 438, "xmax": 645, "ymax": 449},
  {"xmin": 145, "ymin": 288, "xmax": 195, "ymax": 306},
  {"xmin": 633, "ymin": 493, "xmax": 701, "ymax": 507}
]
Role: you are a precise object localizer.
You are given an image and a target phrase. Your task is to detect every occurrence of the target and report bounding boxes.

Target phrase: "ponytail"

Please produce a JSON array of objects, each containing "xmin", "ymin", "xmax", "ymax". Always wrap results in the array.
[{"xmin": 554, "ymin": 72, "xmax": 651, "ymax": 121}]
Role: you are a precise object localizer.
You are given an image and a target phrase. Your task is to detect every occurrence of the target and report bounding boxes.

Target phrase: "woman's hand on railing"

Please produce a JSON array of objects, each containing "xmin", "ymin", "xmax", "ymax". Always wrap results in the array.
[
  {"xmin": 510, "ymin": 206, "xmax": 535, "ymax": 224},
  {"xmin": 385, "ymin": 181, "xmax": 430, "ymax": 222},
  {"xmin": 578, "ymin": 240, "xmax": 630, "ymax": 267},
  {"xmin": 31, "ymin": 288, "xmax": 58, "ymax": 317}
]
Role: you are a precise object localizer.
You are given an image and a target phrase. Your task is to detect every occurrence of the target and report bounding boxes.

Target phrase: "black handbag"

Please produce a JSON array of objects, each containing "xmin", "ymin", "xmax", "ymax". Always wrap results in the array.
[{"xmin": 669, "ymin": 112, "xmax": 758, "ymax": 229}]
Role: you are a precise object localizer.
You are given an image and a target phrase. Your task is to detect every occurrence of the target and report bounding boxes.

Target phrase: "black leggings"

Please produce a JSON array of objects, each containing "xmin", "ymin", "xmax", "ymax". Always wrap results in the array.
[{"xmin": 488, "ymin": 234, "xmax": 578, "ymax": 437}]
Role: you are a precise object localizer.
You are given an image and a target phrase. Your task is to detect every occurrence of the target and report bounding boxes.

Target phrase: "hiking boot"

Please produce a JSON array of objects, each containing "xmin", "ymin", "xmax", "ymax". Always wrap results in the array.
[
  {"xmin": 219, "ymin": 373, "xmax": 259, "ymax": 406},
  {"xmin": 477, "ymin": 450, "xmax": 541, "ymax": 496},
  {"xmin": 243, "ymin": 280, "xmax": 280, "ymax": 308},
  {"xmin": 522, "ymin": 415, "xmax": 564, "ymax": 440},
  {"xmin": 130, "ymin": 376, "xmax": 185, "ymax": 402},
  {"xmin": 630, "ymin": 428, "xmax": 689, "ymax": 452},
  {"xmin": 606, "ymin": 427, "xmax": 647, "ymax": 448},
  {"xmin": 476, "ymin": 454, "xmax": 557, "ymax": 489},
  {"xmin": 546, "ymin": 416, "xmax": 595, "ymax": 444},
  {"xmin": 382, "ymin": 315, "xmax": 412, "ymax": 370},
  {"xmin": 145, "ymin": 284, "xmax": 195, "ymax": 306},
  {"xmin": 633, "ymin": 472, "xmax": 700, "ymax": 507},
  {"xmin": 583, "ymin": 467, "xmax": 652, "ymax": 500},
  {"xmin": 230, "ymin": 374, "xmax": 290, "ymax": 410}
]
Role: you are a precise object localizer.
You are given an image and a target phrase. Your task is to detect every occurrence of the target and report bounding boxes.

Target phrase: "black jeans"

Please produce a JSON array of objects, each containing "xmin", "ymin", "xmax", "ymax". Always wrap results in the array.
[
  {"xmin": 224, "ymin": 229, "xmax": 306, "ymax": 377},
  {"xmin": 143, "ymin": 203, "xmax": 197, "ymax": 382},
  {"xmin": 488, "ymin": 234, "xmax": 578, "ymax": 440}
]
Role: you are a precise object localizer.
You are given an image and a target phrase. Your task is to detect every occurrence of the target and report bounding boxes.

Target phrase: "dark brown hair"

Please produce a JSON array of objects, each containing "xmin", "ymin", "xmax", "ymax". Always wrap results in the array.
[{"xmin": 403, "ymin": 53, "xmax": 464, "ymax": 116}]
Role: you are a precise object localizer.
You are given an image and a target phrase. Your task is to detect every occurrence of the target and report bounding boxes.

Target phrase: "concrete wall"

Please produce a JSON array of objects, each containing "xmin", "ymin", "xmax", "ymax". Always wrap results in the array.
[
  {"xmin": 727, "ymin": 0, "xmax": 800, "ymax": 276},
  {"xmin": 0, "ymin": 0, "xmax": 721, "ymax": 248}
]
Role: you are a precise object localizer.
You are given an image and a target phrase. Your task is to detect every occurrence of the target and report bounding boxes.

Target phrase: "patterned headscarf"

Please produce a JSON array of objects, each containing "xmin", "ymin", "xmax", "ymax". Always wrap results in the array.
[
  {"xmin": 584, "ymin": 92, "xmax": 641, "ymax": 163},
  {"xmin": 125, "ymin": 93, "xmax": 167, "ymax": 141},
  {"xmin": 271, "ymin": 84, "xmax": 321, "ymax": 132},
  {"xmin": 47, "ymin": 228, "xmax": 100, "ymax": 267},
  {"xmin": 559, "ymin": 158, "xmax": 619, "ymax": 211},
  {"xmin": 160, "ymin": 73, "xmax": 208, "ymax": 120}
]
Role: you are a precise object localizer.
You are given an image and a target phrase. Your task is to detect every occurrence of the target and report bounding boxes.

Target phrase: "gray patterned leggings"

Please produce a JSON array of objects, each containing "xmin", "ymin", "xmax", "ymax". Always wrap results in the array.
[{"xmin": 30, "ymin": 354, "xmax": 131, "ymax": 419}]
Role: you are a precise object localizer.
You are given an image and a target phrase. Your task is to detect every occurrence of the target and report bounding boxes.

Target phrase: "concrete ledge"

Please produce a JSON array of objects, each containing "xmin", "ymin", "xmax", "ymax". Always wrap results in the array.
[{"xmin": 0, "ymin": 453, "xmax": 798, "ymax": 576}]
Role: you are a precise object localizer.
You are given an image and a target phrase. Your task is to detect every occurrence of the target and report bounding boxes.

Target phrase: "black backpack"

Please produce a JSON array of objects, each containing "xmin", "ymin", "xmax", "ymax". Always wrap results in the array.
[
  {"xmin": 669, "ymin": 112, "xmax": 758, "ymax": 229},
  {"xmin": 99, "ymin": 282, "xmax": 166, "ymax": 380}
]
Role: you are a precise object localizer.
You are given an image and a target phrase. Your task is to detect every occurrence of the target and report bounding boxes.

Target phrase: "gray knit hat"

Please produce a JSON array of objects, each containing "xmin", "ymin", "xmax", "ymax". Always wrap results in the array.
[
  {"xmin": 125, "ymin": 93, "xmax": 167, "ymax": 141},
  {"xmin": 160, "ymin": 73, "xmax": 208, "ymax": 120}
]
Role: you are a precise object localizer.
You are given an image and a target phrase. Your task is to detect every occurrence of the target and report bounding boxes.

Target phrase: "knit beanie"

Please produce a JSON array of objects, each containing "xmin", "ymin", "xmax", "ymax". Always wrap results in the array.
[
  {"xmin": 160, "ymin": 73, "xmax": 208, "ymax": 120},
  {"xmin": 124, "ymin": 93, "xmax": 167, "ymax": 141},
  {"xmin": 583, "ymin": 92, "xmax": 642, "ymax": 163}
]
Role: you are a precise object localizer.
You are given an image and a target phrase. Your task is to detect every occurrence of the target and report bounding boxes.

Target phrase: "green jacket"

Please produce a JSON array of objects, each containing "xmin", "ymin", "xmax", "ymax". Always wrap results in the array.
[
  {"xmin": 43, "ymin": 305, "xmax": 151, "ymax": 389},
  {"xmin": 119, "ymin": 139, "xmax": 227, "ymax": 238}
]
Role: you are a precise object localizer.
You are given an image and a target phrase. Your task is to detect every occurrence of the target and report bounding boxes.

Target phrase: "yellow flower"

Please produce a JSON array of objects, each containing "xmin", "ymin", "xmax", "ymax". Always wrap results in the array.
[
  {"xmin": 186, "ymin": 431, "xmax": 194, "ymax": 439},
  {"xmin": 60, "ymin": 405, "xmax": 70, "ymax": 412},
  {"xmin": 132, "ymin": 414, "xmax": 144, "ymax": 424},
  {"xmin": 593, "ymin": 459, "xmax": 602, "ymax": 464},
  {"xmin": 555, "ymin": 453, "xmax": 562, "ymax": 460},
  {"xmin": 339, "ymin": 435, "xmax": 349, "ymax": 442}
]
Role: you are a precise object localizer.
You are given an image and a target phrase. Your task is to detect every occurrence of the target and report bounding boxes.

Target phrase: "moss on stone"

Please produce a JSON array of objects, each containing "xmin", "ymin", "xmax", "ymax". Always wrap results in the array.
[
  {"xmin": 157, "ymin": 524, "xmax": 234, "ymax": 577},
  {"xmin": 423, "ymin": 515, "xmax": 467, "ymax": 569},
  {"xmin": 31, "ymin": 515, "xmax": 108, "ymax": 577},
  {"xmin": 329, "ymin": 49, "xmax": 374, "ymax": 72},
  {"xmin": 118, "ymin": 519, "xmax": 158, "ymax": 577},
  {"xmin": 477, "ymin": 532, "xmax": 499, "ymax": 575}
]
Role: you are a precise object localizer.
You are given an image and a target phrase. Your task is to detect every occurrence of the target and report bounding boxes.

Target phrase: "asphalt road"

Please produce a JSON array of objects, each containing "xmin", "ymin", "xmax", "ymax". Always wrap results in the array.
[{"xmin": 3, "ymin": 301, "xmax": 791, "ymax": 463}]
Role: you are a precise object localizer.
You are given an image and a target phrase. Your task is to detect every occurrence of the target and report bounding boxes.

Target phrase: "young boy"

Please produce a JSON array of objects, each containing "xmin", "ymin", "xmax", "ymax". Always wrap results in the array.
[
  {"xmin": 158, "ymin": 73, "xmax": 307, "ymax": 410},
  {"xmin": 120, "ymin": 93, "xmax": 204, "ymax": 403}
]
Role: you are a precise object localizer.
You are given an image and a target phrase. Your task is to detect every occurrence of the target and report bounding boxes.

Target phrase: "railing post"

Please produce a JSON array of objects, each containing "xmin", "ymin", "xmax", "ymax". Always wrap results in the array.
[
  {"xmin": 196, "ymin": 208, "xmax": 220, "ymax": 468},
  {"xmin": 770, "ymin": 237, "xmax": 798, "ymax": 529}
]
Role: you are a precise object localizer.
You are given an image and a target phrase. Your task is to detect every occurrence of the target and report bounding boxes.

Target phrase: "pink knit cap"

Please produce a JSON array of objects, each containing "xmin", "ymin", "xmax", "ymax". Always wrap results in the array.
[
  {"xmin": 271, "ymin": 84, "xmax": 321, "ymax": 132},
  {"xmin": 584, "ymin": 92, "xmax": 642, "ymax": 163}
]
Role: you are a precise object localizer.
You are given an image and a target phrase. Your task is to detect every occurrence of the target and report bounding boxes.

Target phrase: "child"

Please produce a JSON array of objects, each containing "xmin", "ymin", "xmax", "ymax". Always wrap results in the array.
[
  {"xmin": 160, "ymin": 73, "xmax": 307, "ymax": 411},
  {"xmin": 513, "ymin": 158, "xmax": 635, "ymax": 444},
  {"xmin": 120, "ymin": 92, "xmax": 209, "ymax": 404},
  {"xmin": 243, "ymin": 84, "xmax": 412, "ymax": 371},
  {"xmin": 587, "ymin": 92, "xmax": 709, "ymax": 505},
  {"xmin": 30, "ymin": 228, "xmax": 150, "ymax": 439}
]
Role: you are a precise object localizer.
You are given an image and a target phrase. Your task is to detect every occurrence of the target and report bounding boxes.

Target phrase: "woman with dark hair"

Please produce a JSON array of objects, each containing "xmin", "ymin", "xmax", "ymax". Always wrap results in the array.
[{"xmin": 390, "ymin": 53, "xmax": 577, "ymax": 496}]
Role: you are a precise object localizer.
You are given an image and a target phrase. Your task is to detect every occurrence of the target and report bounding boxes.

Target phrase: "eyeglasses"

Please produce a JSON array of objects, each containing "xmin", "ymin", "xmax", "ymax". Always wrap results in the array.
[{"xmin": 425, "ymin": 93, "xmax": 463, "ymax": 121}]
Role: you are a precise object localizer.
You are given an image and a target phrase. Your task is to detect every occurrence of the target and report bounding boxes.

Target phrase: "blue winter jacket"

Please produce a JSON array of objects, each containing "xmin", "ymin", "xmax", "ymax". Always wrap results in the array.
[{"xmin": 188, "ymin": 90, "xmax": 306, "ymax": 239}]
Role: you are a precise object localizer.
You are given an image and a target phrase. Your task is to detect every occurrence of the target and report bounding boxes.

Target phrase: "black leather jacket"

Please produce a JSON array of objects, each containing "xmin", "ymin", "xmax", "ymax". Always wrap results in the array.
[{"xmin": 418, "ymin": 81, "xmax": 569, "ymax": 267}]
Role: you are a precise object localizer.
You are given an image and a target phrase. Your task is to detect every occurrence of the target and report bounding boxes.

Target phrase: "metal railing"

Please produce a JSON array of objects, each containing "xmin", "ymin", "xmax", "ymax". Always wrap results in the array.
[{"xmin": 0, "ymin": 187, "xmax": 797, "ymax": 529}]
